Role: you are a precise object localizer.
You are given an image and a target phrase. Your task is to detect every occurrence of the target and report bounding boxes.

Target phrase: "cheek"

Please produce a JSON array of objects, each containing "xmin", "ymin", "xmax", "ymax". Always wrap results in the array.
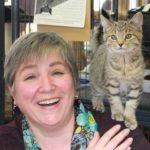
[
  {"xmin": 107, "ymin": 40, "xmax": 117, "ymax": 48},
  {"xmin": 58, "ymin": 76, "xmax": 75, "ymax": 94},
  {"xmin": 130, "ymin": 38, "xmax": 139, "ymax": 45},
  {"xmin": 22, "ymin": 86, "xmax": 36, "ymax": 100},
  {"xmin": 12, "ymin": 83, "xmax": 37, "ymax": 103}
]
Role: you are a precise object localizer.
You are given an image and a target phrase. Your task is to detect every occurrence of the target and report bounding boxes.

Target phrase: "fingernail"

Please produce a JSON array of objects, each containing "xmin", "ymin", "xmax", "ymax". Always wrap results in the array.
[
  {"xmin": 124, "ymin": 128, "xmax": 130, "ymax": 134},
  {"xmin": 114, "ymin": 124, "xmax": 121, "ymax": 130},
  {"xmin": 127, "ymin": 137, "xmax": 133, "ymax": 144},
  {"xmin": 127, "ymin": 147, "xmax": 131, "ymax": 150},
  {"xmin": 94, "ymin": 131, "xmax": 98, "ymax": 136}
]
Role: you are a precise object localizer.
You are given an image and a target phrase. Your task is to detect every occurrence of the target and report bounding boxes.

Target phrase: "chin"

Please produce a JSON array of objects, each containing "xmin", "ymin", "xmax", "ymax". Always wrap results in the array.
[
  {"xmin": 41, "ymin": 118, "xmax": 61, "ymax": 127},
  {"xmin": 111, "ymin": 48, "xmax": 131, "ymax": 54}
]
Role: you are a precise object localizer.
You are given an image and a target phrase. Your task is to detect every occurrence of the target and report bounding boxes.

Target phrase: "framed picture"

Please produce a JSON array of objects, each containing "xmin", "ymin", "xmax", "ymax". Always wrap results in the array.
[
  {"xmin": 5, "ymin": 0, "xmax": 11, "ymax": 6},
  {"xmin": 34, "ymin": 0, "xmax": 86, "ymax": 28}
]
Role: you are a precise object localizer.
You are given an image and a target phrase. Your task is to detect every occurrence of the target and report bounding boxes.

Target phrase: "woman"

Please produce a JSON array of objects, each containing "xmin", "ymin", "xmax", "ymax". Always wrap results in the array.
[{"xmin": 0, "ymin": 32, "xmax": 149, "ymax": 149}]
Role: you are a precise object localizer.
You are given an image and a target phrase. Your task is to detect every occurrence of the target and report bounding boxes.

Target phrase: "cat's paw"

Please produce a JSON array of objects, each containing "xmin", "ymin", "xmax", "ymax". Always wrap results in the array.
[
  {"xmin": 111, "ymin": 113, "xmax": 124, "ymax": 121},
  {"xmin": 124, "ymin": 117, "xmax": 137, "ymax": 130},
  {"xmin": 92, "ymin": 101, "xmax": 105, "ymax": 112}
]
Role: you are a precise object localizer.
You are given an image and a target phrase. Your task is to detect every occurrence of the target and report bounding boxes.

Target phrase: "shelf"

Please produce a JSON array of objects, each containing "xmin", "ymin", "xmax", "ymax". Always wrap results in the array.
[{"xmin": 5, "ymin": 6, "xmax": 33, "ymax": 23}]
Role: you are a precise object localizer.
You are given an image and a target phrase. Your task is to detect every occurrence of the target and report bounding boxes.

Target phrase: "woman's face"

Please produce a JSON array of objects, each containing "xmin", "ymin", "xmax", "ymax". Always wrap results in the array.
[{"xmin": 9, "ymin": 51, "xmax": 75, "ymax": 128}]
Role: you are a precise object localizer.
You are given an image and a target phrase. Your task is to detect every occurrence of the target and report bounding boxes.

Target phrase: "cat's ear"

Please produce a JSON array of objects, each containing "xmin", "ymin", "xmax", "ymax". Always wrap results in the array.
[
  {"xmin": 100, "ymin": 14, "xmax": 113, "ymax": 31},
  {"xmin": 101, "ymin": 9, "xmax": 111, "ymax": 20},
  {"xmin": 129, "ymin": 12, "xmax": 143, "ymax": 31}
]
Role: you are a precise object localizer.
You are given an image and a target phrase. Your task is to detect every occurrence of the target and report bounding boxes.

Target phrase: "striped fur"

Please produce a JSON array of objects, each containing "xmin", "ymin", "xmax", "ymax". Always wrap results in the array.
[{"xmin": 90, "ymin": 11, "xmax": 145, "ymax": 130}]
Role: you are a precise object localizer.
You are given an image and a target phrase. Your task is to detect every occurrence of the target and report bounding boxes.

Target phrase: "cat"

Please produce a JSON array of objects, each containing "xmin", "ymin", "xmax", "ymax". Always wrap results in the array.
[{"xmin": 90, "ymin": 10, "xmax": 145, "ymax": 130}]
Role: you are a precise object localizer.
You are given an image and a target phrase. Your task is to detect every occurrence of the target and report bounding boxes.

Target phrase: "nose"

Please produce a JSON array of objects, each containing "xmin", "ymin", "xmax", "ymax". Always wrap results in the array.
[
  {"xmin": 119, "ymin": 43, "xmax": 123, "ymax": 48},
  {"xmin": 39, "ymin": 75, "xmax": 55, "ymax": 92}
]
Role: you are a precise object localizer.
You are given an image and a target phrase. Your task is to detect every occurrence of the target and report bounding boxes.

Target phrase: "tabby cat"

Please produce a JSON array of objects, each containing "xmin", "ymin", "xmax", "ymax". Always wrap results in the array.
[{"xmin": 90, "ymin": 10, "xmax": 145, "ymax": 130}]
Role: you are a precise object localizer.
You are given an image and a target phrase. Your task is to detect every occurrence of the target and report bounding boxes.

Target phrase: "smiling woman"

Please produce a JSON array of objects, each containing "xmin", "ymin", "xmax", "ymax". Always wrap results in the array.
[{"xmin": 3, "ymin": 32, "xmax": 79, "ymax": 149}]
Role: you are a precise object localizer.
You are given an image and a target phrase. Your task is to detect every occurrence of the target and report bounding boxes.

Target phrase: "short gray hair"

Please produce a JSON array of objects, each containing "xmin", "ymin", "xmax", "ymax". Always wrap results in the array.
[{"xmin": 4, "ymin": 32, "xmax": 79, "ymax": 88}]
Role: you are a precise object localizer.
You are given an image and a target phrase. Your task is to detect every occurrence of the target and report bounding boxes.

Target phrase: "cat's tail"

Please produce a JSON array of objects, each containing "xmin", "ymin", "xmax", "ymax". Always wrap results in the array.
[
  {"xmin": 91, "ymin": 24, "xmax": 104, "ymax": 53},
  {"xmin": 91, "ymin": 9, "xmax": 111, "ymax": 53}
]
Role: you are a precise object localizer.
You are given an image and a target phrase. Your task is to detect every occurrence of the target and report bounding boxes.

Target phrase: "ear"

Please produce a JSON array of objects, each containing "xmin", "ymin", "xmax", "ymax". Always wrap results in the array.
[
  {"xmin": 8, "ymin": 85, "xmax": 17, "ymax": 105},
  {"xmin": 8, "ymin": 85, "xmax": 13, "ymax": 95},
  {"xmin": 129, "ymin": 12, "xmax": 143, "ymax": 31},
  {"xmin": 101, "ymin": 9, "xmax": 111, "ymax": 20},
  {"xmin": 100, "ymin": 14, "xmax": 113, "ymax": 31}
]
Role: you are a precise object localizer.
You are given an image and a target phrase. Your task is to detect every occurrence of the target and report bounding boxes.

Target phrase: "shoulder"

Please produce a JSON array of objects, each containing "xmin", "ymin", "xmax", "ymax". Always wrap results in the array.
[
  {"xmin": 90, "ymin": 109, "xmax": 150, "ymax": 150},
  {"xmin": 0, "ymin": 115, "xmax": 24, "ymax": 149}
]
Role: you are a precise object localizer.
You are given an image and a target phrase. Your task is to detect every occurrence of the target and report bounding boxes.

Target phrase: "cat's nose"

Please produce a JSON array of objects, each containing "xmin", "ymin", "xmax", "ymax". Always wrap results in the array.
[{"xmin": 119, "ymin": 44, "xmax": 123, "ymax": 47}]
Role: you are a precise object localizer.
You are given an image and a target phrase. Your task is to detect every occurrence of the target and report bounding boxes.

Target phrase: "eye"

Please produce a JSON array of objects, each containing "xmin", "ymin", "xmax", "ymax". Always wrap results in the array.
[
  {"xmin": 125, "ymin": 34, "xmax": 132, "ymax": 39},
  {"xmin": 111, "ymin": 35, "xmax": 117, "ymax": 40},
  {"xmin": 24, "ymin": 75, "xmax": 36, "ymax": 81},
  {"xmin": 52, "ymin": 71, "xmax": 64, "ymax": 76}
]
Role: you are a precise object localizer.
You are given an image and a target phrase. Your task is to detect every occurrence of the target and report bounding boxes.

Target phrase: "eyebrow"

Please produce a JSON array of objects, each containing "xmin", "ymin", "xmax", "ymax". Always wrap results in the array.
[
  {"xmin": 19, "ymin": 64, "xmax": 37, "ymax": 73},
  {"xmin": 49, "ymin": 61, "xmax": 66, "ymax": 67},
  {"xmin": 19, "ymin": 61, "xmax": 67, "ymax": 73}
]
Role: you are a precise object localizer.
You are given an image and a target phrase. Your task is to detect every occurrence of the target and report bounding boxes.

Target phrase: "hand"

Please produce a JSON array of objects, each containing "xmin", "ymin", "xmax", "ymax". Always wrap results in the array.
[{"xmin": 87, "ymin": 125, "xmax": 133, "ymax": 150}]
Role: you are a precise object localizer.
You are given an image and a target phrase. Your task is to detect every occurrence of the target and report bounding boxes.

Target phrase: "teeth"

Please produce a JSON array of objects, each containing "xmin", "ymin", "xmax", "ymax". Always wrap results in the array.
[{"xmin": 38, "ymin": 98, "xmax": 59, "ymax": 105}]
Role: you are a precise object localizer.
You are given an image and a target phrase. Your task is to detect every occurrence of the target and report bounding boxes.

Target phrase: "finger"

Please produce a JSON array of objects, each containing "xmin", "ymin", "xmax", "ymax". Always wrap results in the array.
[
  {"xmin": 126, "ymin": 146, "xmax": 131, "ymax": 150},
  {"xmin": 96, "ymin": 124, "xmax": 121, "ymax": 147},
  {"xmin": 115, "ymin": 138, "xmax": 133, "ymax": 150},
  {"xmin": 105, "ymin": 128, "xmax": 131, "ymax": 150},
  {"xmin": 87, "ymin": 131, "xmax": 100, "ymax": 149}
]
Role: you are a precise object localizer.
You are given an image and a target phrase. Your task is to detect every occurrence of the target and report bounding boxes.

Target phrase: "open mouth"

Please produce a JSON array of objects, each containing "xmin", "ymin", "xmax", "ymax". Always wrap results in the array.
[{"xmin": 38, "ymin": 98, "xmax": 59, "ymax": 106}]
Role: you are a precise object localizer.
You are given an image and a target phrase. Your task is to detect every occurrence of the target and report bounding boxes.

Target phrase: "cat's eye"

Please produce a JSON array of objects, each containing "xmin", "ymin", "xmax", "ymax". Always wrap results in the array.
[
  {"xmin": 125, "ymin": 34, "xmax": 132, "ymax": 39},
  {"xmin": 111, "ymin": 35, "xmax": 117, "ymax": 40}
]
